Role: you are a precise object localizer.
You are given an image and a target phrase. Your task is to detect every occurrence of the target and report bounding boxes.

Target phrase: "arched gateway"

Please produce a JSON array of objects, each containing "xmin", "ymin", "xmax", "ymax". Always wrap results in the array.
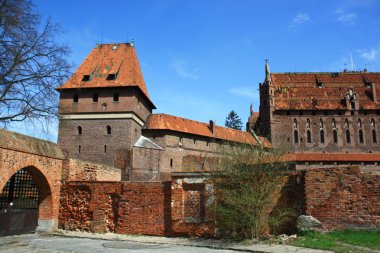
[{"xmin": 0, "ymin": 130, "xmax": 64, "ymax": 235}]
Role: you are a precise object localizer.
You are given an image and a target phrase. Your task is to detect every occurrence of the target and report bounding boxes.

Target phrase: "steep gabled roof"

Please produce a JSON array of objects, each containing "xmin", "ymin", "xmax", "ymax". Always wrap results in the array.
[
  {"xmin": 144, "ymin": 113, "xmax": 270, "ymax": 147},
  {"xmin": 269, "ymin": 72, "xmax": 380, "ymax": 110},
  {"xmin": 57, "ymin": 43, "xmax": 155, "ymax": 107}
]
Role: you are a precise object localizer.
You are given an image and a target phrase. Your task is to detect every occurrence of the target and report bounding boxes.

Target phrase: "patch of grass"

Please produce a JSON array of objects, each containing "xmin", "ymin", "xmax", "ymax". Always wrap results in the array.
[{"xmin": 293, "ymin": 230, "xmax": 380, "ymax": 252}]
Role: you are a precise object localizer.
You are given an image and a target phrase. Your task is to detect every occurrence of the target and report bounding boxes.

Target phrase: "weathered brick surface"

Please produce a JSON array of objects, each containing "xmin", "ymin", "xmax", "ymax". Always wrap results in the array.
[
  {"xmin": 305, "ymin": 167, "xmax": 380, "ymax": 229},
  {"xmin": 62, "ymin": 159, "xmax": 121, "ymax": 181}
]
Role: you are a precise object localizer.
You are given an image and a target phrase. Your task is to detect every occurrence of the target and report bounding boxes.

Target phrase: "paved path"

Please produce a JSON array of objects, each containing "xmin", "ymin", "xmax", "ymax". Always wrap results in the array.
[{"xmin": 0, "ymin": 231, "xmax": 334, "ymax": 253}]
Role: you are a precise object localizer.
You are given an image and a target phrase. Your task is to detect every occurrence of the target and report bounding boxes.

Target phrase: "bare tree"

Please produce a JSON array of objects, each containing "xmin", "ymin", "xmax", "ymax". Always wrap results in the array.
[{"xmin": 0, "ymin": 0, "xmax": 71, "ymax": 128}]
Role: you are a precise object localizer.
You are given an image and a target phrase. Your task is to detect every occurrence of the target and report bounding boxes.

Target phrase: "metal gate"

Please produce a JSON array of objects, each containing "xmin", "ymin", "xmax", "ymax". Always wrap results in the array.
[{"xmin": 0, "ymin": 169, "xmax": 39, "ymax": 236}]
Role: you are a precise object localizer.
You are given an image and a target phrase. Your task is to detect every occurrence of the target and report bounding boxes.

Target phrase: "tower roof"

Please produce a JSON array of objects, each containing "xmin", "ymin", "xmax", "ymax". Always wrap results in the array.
[{"xmin": 57, "ymin": 42, "xmax": 155, "ymax": 107}]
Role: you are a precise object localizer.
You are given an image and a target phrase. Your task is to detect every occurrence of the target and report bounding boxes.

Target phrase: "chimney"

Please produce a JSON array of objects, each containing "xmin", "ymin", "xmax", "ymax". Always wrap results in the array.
[
  {"xmin": 209, "ymin": 120, "xmax": 215, "ymax": 134},
  {"xmin": 371, "ymin": 82, "xmax": 377, "ymax": 103}
]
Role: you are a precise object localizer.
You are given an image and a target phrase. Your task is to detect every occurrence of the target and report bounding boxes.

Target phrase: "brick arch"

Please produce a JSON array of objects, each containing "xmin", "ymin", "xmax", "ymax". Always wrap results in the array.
[{"xmin": 0, "ymin": 149, "xmax": 63, "ymax": 233}]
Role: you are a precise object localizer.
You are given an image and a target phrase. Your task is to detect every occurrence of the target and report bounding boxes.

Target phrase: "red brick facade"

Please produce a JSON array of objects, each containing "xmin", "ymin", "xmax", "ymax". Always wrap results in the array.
[{"xmin": 304, "ymin": 167, "xmax": 380, "ymax": 230}]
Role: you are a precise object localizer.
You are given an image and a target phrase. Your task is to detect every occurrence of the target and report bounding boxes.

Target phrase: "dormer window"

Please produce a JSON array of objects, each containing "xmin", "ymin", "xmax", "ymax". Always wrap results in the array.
[
  {"xmin": 317, "ymin": 82, "xmax": 323, "ymax": 88},
  {"xmin": 107, "ymin": 74, "xmax": 116, "ymax": 80},
  {"xmin": 82, "ymin": 75, "xmax": 91, "ymax": 81}
]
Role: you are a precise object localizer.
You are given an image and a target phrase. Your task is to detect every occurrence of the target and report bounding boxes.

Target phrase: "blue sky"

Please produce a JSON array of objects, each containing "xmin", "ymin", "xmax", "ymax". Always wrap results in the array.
[{"xmin": 11, "ymin": 0, "xmax": 380, "ymax": 141}]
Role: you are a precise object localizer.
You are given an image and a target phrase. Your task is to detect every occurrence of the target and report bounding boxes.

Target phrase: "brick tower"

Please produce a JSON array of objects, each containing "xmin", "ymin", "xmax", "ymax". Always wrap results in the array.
[{"xmin": 56, "ymin": 42, "xmax": 155, "ymax": 178}]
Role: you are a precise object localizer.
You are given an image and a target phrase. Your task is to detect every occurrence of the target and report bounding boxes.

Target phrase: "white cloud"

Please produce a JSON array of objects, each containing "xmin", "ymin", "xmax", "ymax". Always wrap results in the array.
[
  {"xmin": 290, "ymin": 13, "xmax": 311, "ymax": 27},
  {"xmin": 229, "ymin": 87, "xmax": 259, "ymax": 100},
  {"xmin": 357, "ymin": 48, "xmax": 379, "ymax": 61},
  {"xmin": 336, "ymin": 10, "xmax": 358, "ymax": 25},
  {"xmin": 169, "ymin": 58, "xmax": 199, "ymax": 80}
]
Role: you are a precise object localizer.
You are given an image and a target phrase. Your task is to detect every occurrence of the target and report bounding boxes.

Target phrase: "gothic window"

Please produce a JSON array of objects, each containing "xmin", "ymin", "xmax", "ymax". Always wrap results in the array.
[
  {"xmin": 372, "ymin": 129, "xmax": 377, "ymax": 144},
  {"xmin": 371, "ymin": 118, "xmax": 376, "ymax": 127},
  {"xmin": 358, "ymin": 118, "xmax": 362, "ymax": 128},
  {"xmin": 77, "ymin": 126, "xmax": 82, "ymax": 135},
  {"xmin": 345, "ymin": 118, "xmax": 349, "ymax": 128},
  {"xmin": 346, "ymin": 129, "xmax": 351, "ymax": 144},
  {"xmin": 293, "ymin": 118, "xmax": 298, "ymax": 129},
  {"xmin": 333, "ymin": 129, "xmax": 338, "ymax": 144},
  {"xmin": 307, "ymin": 130, "xmax": 312, "ymax": 144},
  {"xmin": 106, "ymin": 126, "xmax": 111, "ymax": 135},
  {"xmin": 320, "ymin": 129, "xmax": 325, "ymax": 143},
  {"xmin": 294, "ymin": 130, "xmax": 299, "ymax": 144},
  {"xmin": 359, "ymin": 129, "xmax": 364, "ymax": 144}
]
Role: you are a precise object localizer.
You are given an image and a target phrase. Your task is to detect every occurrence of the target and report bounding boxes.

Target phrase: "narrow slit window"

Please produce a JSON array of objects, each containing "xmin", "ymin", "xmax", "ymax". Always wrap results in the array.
[
  {"xmin": 77, "ymin": 126, "xmax": 82, "ymax": 135},
  {"xmin": 307, "ymin": 130, "xmax": 312, "ymax": 143},
  {"xmin": 320, "ymin": 130, "xmax": 325, "ymax": 143},
  {"xmin": 73, "ymin": 94, "xmax": 79, "ymax": 103},
  {"xmin": 106, "ymin": 126, "xmax": 111, "ymax": 135},
  {"xmin": 170, "ymin": 159, "xmax": 173, "ymax": 168},
  {"xmin": 372, "ymin": 129, "xmax": 377, "ymax": 143},
  {"xmin": 294, "ymin": 130, "xmax": 299, "ymax": 144},
  {"xmin": 359, "ymin": 130, "xmax": 364, "ymax": 144},
  {"xmin": 113, "ymin": 93, "xmax": 119, "ymax": 102},
  {"xmin": 333, "ymin": 130, "xmax": 338, "ymax": 144},
  {"xmin": 93, "ymin": 93, "xmax": 99, "ymax": 102},
  {"xmin": 104, "ymin": 145, "xmax": 107, "ymax": 153},
  {"xmin": 78, "ymin": 145, "xmax": 81, "ymax": 153},
  {"xmin": 346, "ymin": 130, "xmax": 351, "ymax": 144}
]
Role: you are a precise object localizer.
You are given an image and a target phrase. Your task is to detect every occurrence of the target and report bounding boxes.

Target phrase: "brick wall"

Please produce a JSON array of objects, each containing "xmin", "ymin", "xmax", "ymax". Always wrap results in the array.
[
  {"xmin": 304, "ymin": 166, "xmax": 380, "ymax": 229},
  {"xmin": 62, "ymin": 159, "xmax": 121, "ymax": 182}
]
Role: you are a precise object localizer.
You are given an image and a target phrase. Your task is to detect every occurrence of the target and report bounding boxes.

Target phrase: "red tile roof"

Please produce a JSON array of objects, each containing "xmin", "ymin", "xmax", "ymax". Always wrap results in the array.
[
  {"xmin": 57, "ymin": 43, "xmax": 154, "ymax": 107},
  {"xmin": 285, "ymin": 152, "xmax": 380, "ymax": 162},
  {"xmin": 270, "ymin": 72, "xmax": 380, "ymax": 110},
  {"xmin": 144, "ymin": 113, "xmax": 270, "ymax": 147}
]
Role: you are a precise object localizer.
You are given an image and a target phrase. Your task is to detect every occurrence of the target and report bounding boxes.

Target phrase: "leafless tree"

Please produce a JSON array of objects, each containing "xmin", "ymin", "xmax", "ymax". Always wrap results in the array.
[{"xmin": 0, "ymin": 0, "xmax": 71, "ymax": 128}]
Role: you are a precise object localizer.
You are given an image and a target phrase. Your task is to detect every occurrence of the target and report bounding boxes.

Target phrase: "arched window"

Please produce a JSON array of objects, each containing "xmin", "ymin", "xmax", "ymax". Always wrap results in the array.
[
  {"xmin": 332, "ymin": 118, "xmax": 337, "ymax": 128},
  {"xmin": 346, "ymin": 129, "xmax": 351, "ymax": 144},
  {"xmin": 371, "ymin": 118, "xmax": 376, "ymax": 127},
  {"xmin": 306, "ymin": 118, "xmax": 311, "ymax": 128},
  {"xmin": 106, "ymin": 125, "xmax": 111, "ymax": 135},
  {"xmin": 307, "ymin": 130, "xmax": 312, "ymax": 143},
  {"xmin": 333, "ymin": 129, "xmax": 338, "ymax": 144},
  {"xmin": 293, "ymin": 118, "xmax": 298, "ymax": 128},
  {"xmin": 359, "ymin": 129, "xmax": 364, "ymax": 144},
  {"xmin": 320, "ymin": 129, "xmax": 325, "ymax": 143},
  {"xmin": 77, "ymin": 126, "xmax": 82, "ymax": 135},
  {"xmin": 345, "ymin": 118, "xmax": 349, "ymax": 128},
  {"xmin": 319, "ymin": 118, "xmax": 324, "ymax": 129},
  {"xmin": 358, "ymin": 118, "xmax": 362, "ymax": 128},
  {"xmin": 294, "ymin": 130, "xmax": 299, "ymax": 144},
  {"xmin": 372, "ymin": 129, "xmax": 377, "ymax": 143}
]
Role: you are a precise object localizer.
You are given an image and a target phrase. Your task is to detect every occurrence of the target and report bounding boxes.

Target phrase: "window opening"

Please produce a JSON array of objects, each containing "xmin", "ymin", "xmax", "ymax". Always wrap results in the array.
[
  {"xmin": 307, "ymin": 130, "xmax": 312, "ymax": 143},
  {"xmin": 73, "ymin": 94, "xmax": 79, "ymax": 103},
  {"xmin": 333, "ymin": 130, "xmax": 338, "ymax": 144},
  {"xmin": 104, "ymin": 145, "xmax": 107, "ymax": 154},
  {"xmin": 93, "ymin": 93, "xmax": 99, "ymax": 102},
  {"xmin": 170, "ymin": 159, "xmax": 173, "ymax": 168},
  {"xmin": 78, "ymin": 145, "xmax": 81, "ymax": 153},
  {"xmin": 77, "ymin": 126, "xmax": 82, "ymax": 135},
  {"xmin": 82, "ymin": 75, "xmax": 91, "ymax": 81},
  {"xmin": 320, "ymin": 130, "xmax": 325, "ymax": 143},
  {"xmin": 359, "ymin": 130, "xmax": 364, "ymax": 144},
  {"xmin": 113, "ymin": 93, "xmax": 119, "ymax": 102},
  {"xmin": 106, "ymin": 126, "xmax": 111, "ymax": 135},
  {"xmin": 346, "ymin": 129, "xmax": 351, "ymax": 144},
  {"xmin": 294, "ymin": 130, "xmax": 299, "ymax": 144},
  {"xmin": 106, "ymin": 74, "xmax": 116, "ymax": 80},
  {"xmin": 372, "ymin": 129, "xmax": 377, "ymax": 143}
]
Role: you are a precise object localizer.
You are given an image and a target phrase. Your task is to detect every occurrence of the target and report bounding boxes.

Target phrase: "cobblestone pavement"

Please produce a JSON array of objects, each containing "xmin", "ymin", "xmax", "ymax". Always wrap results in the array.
[{"xmin": 0, "ymin": 234, "xmax": 238, "ymax": 253}]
